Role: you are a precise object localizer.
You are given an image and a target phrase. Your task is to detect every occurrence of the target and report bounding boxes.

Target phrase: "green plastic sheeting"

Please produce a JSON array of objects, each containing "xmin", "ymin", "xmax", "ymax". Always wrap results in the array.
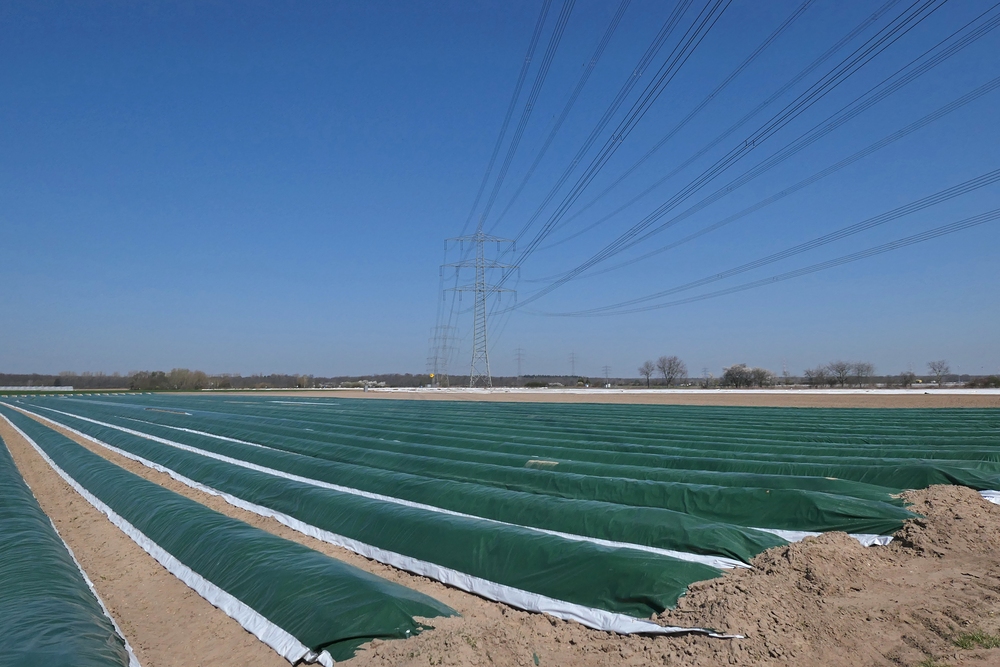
[
  {"xmin": 18, "ymin": 404, "xmax": 726, "ymax": 618},
  {"xmin": 118, "ymin": 395, "xmax": 1000, "ymax": 491},
  {"xmin": 0, "ymin": 405, "xmax": 455, "ymax": 663},
  {"xmin": 36, "ymin": 400, "xmax": 916, "ymax": 534},
  {"xmin": 0, "ymin": 428, "xmax": 132, "ymax": 667},
  {"xmin": 37, "ymin": 403, "xmax": 783, "ymax": 562},
  {"xmin": 11, "ymin": 393, "xmax": 999, "ymax": 633}
]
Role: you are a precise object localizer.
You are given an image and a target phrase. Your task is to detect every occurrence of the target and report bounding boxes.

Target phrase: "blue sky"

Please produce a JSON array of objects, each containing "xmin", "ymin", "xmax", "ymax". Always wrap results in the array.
[{"xmin": 2, "ymin": 1, "xmax": 997, "ymax": 379}]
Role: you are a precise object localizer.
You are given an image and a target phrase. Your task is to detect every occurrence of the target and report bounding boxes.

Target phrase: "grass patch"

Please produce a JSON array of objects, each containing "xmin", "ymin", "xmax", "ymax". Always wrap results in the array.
[
  {"xmin": 917, "ymin": 659, "xmax": 949, "ymax": 667},
  {"xmin": 954, "ymin": 630, "xmax": 1000, "ymax": 650}
]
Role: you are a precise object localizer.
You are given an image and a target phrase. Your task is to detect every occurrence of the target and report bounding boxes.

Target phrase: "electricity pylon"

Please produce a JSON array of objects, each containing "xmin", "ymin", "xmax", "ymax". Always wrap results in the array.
[{"xmin": 443, "ymin": 228, "xmax": 516, "ymax": 388}]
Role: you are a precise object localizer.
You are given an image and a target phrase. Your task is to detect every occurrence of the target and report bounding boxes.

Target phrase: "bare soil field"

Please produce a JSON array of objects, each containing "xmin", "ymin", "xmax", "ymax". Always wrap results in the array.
[
  {"xmin": 236, "ymin": 388, "xmax": 1000, "ymax": 409},
  {"xmin": 5, "ymin": 403, "xmax": 1000, "ymax": 667}
]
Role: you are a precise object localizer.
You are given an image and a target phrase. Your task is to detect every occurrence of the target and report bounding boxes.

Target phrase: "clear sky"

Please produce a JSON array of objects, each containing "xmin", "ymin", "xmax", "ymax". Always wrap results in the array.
[{"xmin": 2, "ymin": 1, "xmax": 997, "ymax": 379}]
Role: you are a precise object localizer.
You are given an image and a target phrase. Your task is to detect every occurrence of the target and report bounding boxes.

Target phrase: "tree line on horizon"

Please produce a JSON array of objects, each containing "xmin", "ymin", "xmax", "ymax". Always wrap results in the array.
[
  {"xmin": 1, "ymin": 360, "xmax": 997, "ymax": 391},
  {"xmin": 631, "ymin": 357, "xmax": 996, "ymax": 388}
]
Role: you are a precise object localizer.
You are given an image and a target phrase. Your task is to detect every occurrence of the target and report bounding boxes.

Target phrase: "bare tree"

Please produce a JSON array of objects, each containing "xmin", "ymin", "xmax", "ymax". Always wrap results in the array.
[
  {"xmin": 899, "ymin": 371, "xmax": 917, "ymax": 387},
  {"xmin": 928, "ymin": 360, "xmax": 950, "ymax": 386},
  {"xmin": 803, "ymin": 366, "xmax": 828, "ymax": 387},
  {"xmin": 638, "ymin": 361, "xmax": 655, "ymax": 388},
  {"xmin": 852, "ymin": 362, "xmax": 875, "ymax": 387},
  {"xmin": 827, "ymin": 360, "xmax": 852, "ymax": 387},
  {"xmin": 656, "ymin": 355, "xmax": 687, "ymax": 386}
]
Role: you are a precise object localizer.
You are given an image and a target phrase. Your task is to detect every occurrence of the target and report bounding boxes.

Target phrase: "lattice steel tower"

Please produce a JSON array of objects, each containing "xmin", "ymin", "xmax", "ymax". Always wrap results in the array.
[{"xmin": 444, "ymin": 227, "xmax": 516, "ymax": 387}]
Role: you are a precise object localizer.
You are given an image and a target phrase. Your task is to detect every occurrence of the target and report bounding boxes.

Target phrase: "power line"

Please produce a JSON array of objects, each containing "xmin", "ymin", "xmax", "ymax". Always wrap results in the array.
[
  {"xmin": 540, "ymin": 0, "xmax": 818, "ymax": 246},
  {"xmin": 511, "ymin": 0, "xmax": 732, "ymax": 254},
  {"xmin": 476, "ymin": 0, "xmax": 576, "ymax": 229},
  {"xmin": 550, "ymin": 166, "xmax": 1000, "ymax": 315},
  {"xmin": 459, "ymin": 0, "xmax": 553, "ymax": 236},
  {"xmin": 513, "ymin": 0, "xmax": 948, "ymax": 293},
  {"xmin": 514, "ymin": 0, "xmax": 977, "ymax": 304},
  {"xmin": 536, "ymin": 208, "xmax": 1000, "ymax": 316},
  {"xmin": 488, "ymin": 0, "xmax": 631, "ymax": 232},
  {"xmin": 505, "ymin": 0, "xmax": 700, "ymax": 246},
  {"xmin": 556, "ymin": 72, "xmax": 1000, "ymax": 282},
  {"xmin": 592, "ymin": 1, "xmax": 1000, "ymax": 267},
  {"xmin": 539, "ymin": 0, "xmax": 906, "ymax": 252}
]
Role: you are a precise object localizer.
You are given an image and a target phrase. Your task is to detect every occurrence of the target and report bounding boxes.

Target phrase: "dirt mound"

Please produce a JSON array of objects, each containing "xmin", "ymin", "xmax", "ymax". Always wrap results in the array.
[
  {"xmin": 895, "ymin": 485, "xmax": 1000, "ymax": 557},
  {"xmin": 753, "ymin": 530, "xmax": 888, "ymax": 595},
  {"xmin": 652, "ymin": 485, "xmax": 1000, "ymax": 667}
]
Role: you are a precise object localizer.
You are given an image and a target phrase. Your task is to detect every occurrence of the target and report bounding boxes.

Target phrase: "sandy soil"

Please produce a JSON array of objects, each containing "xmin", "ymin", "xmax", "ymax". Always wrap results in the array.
[
  {"xmin": 6, "ymin": 406, "xmax": 1000, "ymax": 666},
  {"xmin": 228, "ymin": 388, "xmax": 1000, "ymax": 409}
]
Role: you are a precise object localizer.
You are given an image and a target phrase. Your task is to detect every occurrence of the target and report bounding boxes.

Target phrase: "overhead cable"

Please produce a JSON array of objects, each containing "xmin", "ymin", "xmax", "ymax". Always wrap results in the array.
[
  {"xmin": 540, "ymin": 0, "xmax": 905, "ymax": 251},
  {"xmin": 572, "ymin": 1, "xmax": 1000, "ymax": 279},
  {"xmin": 511, "ymin": 0, "xmax": 733, "ymax": 257},
  {"xmin": 488, "ymin": 0, "xmax": 631, "ymax": 232},
  {"xmin": 476, "ymin": 0, "xmax": 577, "ymax": 229},
  {"xmin": 536, "ymin": 208, "xmax": 1000, "ymax": 316},
  {"xmin": 506, "ymin": 0, "xmax": 699, "ymax": 245},
  {"xmin": 543, "ymin": 0, "xmax": 818, "ymax": 244},
  {"xmin": 557, "ymin": 166, "xmax": 1000, "ymax": 315},
  {"xmin": 458, "ymin": 0, "xmax": 553, "ymax": 236},
  {"xmin": 552, "ymin": 73, "xmax": 1000, "ymax": 282},
  {"xmin": 512, "ymin": 0, "xmax": 957, "ymax": 306}
]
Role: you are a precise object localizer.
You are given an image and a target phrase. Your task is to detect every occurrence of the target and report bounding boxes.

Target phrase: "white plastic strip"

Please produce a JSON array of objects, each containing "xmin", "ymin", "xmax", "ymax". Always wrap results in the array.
[
  {"xmin": 756, "ymin": 527, "xmax": 893, "ymax": 547},
  {"xmin": 981, "ymin": 490, "xmax": 1000, "ymax": 505},
  {"xmin": 0, "ymin": 410, "xmax": 333, "ymax": 667},
  {"xmin": 33, "ymin": 405, "xmax": 744, "ymax": 570},
  {"xmin": 50, "ymin": 519, "xmax": 143, "ymax": 667},
  {"xmin": 14, "ymin": 404, "xmax": 738, "ymax": 638}
]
